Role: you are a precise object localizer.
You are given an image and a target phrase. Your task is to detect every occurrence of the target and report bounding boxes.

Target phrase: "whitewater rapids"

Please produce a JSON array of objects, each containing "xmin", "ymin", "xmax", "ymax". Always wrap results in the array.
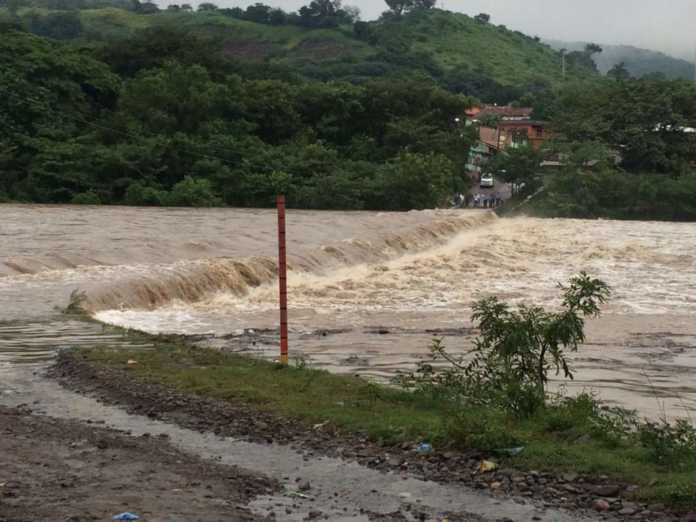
[{"xmin": 1, "ymin": 204, "xmax": 695, "ymax": 419}]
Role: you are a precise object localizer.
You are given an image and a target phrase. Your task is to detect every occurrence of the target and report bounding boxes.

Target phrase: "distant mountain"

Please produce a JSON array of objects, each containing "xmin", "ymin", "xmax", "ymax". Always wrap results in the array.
[{"xmin": 545, "ymin": 39, "xmax": 694, "ymax": 80}]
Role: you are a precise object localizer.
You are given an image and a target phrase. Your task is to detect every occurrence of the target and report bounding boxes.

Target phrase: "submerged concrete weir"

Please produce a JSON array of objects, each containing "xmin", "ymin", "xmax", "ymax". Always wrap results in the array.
[{"xmin": 1, "ymin": 205, "xmax": 696, "ymax": 419}]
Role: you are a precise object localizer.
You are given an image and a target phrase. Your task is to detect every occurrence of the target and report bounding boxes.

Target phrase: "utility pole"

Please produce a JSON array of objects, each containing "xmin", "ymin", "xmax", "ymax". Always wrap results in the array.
[{"xmin": 560, "ymin": 49, "xmax": 567, "ymax": 79}]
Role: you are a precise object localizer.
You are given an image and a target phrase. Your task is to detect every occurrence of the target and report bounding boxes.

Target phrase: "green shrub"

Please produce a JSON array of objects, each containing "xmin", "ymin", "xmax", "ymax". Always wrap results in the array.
[
  {"xmin": 639, "ymin": 419, "xmax": 696, "ymax": 469},
  {"xmin": 541, "ymin": 393, "xmax": 599, "ymax": 434},
  {"xmin": 124, "ymin": 182, "xmax": 164, "ymax": 206},
  {"xmin": 164, "ymin": 176, "xmax": 221, "ymax": 207},
  {"xmin": 445, "ymin": 408, "xmax": 524, "ymax": 450},
  {"xmin": 71, "ymin": 190, "xmax": 102, "ymax": 205},
  {"xmin": 398, "ymin": 273, "xmax": 611, "ymax": 418}
]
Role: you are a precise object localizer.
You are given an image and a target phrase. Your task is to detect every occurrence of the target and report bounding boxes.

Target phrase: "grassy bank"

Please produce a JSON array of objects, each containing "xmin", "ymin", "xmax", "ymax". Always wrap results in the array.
[{"xmin": 78, "ymin": 337, "xmax": 696, "ymax": 509}]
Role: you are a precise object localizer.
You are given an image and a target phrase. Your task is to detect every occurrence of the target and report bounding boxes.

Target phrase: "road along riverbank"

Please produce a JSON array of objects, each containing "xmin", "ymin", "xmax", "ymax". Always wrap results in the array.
[{"xmin": 20, "ymin": 337, "xmax": 695, "ymax": 521}]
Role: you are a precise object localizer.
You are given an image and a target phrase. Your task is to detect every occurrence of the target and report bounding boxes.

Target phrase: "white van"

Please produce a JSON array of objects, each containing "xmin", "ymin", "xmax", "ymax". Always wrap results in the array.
[{"xmin": 480, "ymin": 173, "xmax": 494, "ymax": 188}]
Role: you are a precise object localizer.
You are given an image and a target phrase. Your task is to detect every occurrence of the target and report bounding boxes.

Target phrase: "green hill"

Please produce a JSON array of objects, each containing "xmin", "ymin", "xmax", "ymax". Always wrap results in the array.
[{"xmin": 3, "ymin": 5, "xmax": 595, "ymax": 101}]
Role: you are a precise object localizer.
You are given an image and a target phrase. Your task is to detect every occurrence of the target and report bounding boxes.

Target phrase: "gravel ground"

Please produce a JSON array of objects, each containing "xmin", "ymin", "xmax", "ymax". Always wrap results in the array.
[{"xmin": 0, "ymin": 404, "xmax": 276, "ymax": 522}]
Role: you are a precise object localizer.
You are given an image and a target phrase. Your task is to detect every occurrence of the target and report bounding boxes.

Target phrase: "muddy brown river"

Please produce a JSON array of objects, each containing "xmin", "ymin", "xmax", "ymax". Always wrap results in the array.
[{"xmin": 1, "ymin": 204, "xmax": 695, "ymax": 420}]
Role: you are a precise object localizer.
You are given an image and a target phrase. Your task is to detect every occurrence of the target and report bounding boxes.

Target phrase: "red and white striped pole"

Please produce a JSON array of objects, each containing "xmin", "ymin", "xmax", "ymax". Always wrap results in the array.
[{"xmin": 277, "ymin": 195, "xmax": 289, "ymax": 365}]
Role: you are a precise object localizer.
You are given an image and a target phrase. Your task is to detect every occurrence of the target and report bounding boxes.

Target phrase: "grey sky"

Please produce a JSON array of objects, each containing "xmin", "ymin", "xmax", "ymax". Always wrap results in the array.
[{"xmin": 195, "ymin": 0, "xmax": 696, "ymax": 60}]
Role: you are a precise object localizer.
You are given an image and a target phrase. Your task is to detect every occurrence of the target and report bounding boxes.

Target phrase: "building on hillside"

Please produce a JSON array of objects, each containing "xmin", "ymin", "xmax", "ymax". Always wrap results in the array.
[
  {"xmin": 464, "ymin": 105, "xmax": 551, "ymax": 181},
  {"xmin": 466, "ymin": 105, "xmax": 534, "ymax": 122}
]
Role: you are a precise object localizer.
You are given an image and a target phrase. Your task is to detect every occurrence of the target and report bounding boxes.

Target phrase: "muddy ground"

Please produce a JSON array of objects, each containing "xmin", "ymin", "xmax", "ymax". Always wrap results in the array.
[
  {"xmin": 0, "ymin": 404, "xmax": 276, "ymax": 522},
  {"xmin": 47, "ymin": 351, "xmax": 696, "ymax": 522}
]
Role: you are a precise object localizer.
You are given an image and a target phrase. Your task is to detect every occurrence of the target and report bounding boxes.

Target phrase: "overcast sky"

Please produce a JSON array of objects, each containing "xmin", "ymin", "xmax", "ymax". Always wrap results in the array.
[{"xmin": 195, "ymin": 0, "xmax": 696, "ymax": 60}]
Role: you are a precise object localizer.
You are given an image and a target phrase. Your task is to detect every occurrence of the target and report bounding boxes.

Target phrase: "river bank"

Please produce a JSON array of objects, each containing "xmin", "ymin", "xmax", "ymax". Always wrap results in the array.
[{"xmin": 40, "ymin": 337, "xmax": 696, "ymax": 521}]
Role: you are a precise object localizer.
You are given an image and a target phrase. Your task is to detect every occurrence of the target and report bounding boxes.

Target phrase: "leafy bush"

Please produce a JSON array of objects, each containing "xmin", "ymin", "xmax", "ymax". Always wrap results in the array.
[
  {"xmin": 124, "ymin": 182, "xmax": 163, "ymax": 206},
  {"xmin": 164, "ymin": 176, "xmax": 221, "ymax": 207},
  {"xmin": 446, "ymin": 408, "xmax": 523, "ymax": 450},
  {"xmin": 639, "ymin": 419, "xmax": 696, "ymax": 468},
  {"xmin": 71, "ymin": 190, "xmax": 102, "ymax": 205},
  {"xmin": 397, "ymin": 273, "xmax": 611, "ymax": 417}
]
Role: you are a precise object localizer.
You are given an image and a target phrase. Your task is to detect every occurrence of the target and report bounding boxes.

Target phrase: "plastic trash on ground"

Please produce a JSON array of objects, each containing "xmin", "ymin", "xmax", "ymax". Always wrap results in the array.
[
  {"xmin": 496, "ymin": 446, "xmax": 525, "ymax": 456},
  {"xmin": 113, "ymin": 513, "xmax": 140, "ymax": 521},
  {"xmin": 416, "ymin": 442, "xmax": 433, "ymax": 454},
  {"xmin": 477, "ymin": 460, "xmax": 498, "ymax": 473}
]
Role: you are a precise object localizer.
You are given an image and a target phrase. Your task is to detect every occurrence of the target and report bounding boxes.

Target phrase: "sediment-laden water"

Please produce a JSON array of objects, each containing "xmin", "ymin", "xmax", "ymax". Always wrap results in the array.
[{"xmin": 1, "ymin": 204, "xmax": 695, "ymax": 419}]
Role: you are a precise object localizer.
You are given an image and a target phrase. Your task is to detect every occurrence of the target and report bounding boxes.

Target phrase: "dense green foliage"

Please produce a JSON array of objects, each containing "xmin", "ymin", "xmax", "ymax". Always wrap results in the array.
[
  {"xmin": 0, "ymin": 27, "xmax": 473, "ymax": 209},
  {"xmin": 2, "ymin": 1, "xmax": 695, "ymax": 218},
  {"xmin": 521, "ymin": 78, "xmax": 696, "ymax": 221}
]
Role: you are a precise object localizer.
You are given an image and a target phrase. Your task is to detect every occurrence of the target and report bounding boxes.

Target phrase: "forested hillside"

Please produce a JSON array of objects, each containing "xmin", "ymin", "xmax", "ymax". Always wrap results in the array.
[
  {"xmin": 1, "ymin": 1, "xmax": 593, "ymax": 100},
  {"xmin": 2, "ymin": 0, "xmax": 695, "ymax": 219},
  {"xmin": 0, "ymin": 26, "xmax": 474, "ymax": 209}
]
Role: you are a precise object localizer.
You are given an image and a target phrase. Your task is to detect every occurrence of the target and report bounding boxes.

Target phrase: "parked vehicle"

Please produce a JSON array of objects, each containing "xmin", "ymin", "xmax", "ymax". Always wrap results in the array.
[{"xmin": 480, "ymin": 173, "xmax": 494, "ymax": 188}]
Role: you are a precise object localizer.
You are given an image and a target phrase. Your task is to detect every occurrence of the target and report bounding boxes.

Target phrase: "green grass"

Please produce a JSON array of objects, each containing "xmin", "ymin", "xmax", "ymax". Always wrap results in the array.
[
  {"xmin": 374, "ymin": 9, "xmax": 591, "ymax": 86},
  {"xmin": 79, "ymin": 338, "xmax": 696, "ymax": 509}
]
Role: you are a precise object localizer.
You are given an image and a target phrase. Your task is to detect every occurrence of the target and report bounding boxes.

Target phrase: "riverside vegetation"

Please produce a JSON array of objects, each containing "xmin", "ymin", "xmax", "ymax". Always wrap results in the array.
[
  {"xmin": 74, "ymin": 274, "xmax": 696, "ymax": 510},
  {"xmin": 1, "ymin": 0, "xmax": 696, "ymax": 218}
]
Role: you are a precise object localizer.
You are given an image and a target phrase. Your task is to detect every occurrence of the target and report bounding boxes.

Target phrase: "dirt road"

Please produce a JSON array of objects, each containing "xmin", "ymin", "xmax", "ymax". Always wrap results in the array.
[{"xmin": 0, "ymin": 405, "xmax": 275, "ymax": 522}]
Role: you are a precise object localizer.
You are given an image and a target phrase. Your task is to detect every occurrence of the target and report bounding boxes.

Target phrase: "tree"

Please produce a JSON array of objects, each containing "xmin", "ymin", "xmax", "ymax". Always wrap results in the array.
[
  {"xmin": 469, "ymin": 273, "xmax": 610, "ymax": 409},
  {"xmin": 298, "ymin": 0, "xmax": 345, "ymax": 27},
  {"xmin": 353, "ymin": 20, "xmax": 373, "ymax": 41},
  {"xmin": 268, "ymin": 8, "xmax": 287, "ymax": 25},
  {"xmin": 343, "ymin": 4, "xmax": 360, "ymax": 22},
  {"xmin": 412, "ymin": 0, "xmax": 436, "ymax": 8},
  {"xmin": 384, "ymin": 0, "xmax": 412, "ymax": 16},
  {"xmin": 133, "ymin": 0, "xmax": 159, "ymax": 13},
  {"xmin": 197, "ymin": 2, "xmax": 217, "ymax": 10},
  {"xmin": 164, "ymin": 176, "xmax": 221, "ymax": 207},
  {"xmin": 607, "ymin": 62, "xmax": 631, "ymax": 81},
  {"xmin": 371, "ymin": 152, "xmax": 454, "ymax": 210},
  {"xmin": 489, "ymin": 144, "xmax": 543, "ymax": 194},
  {"xmin": 244, "ymin": 3, "xmax": 271, "ymax": 23},
  {"xmin": 25, "ymin": 11, "xmax": 83, "ymax": 39},
  {"xmin": 397, "ymin": 273, "xmax": 611, "ymax": 416},
  {"xmin": 585, "ymin": 43, "xmax": 603, "ymax": 56},
  {"xmin": 474, "ymin": 13, "xmax": 490, "ymax": 24}
]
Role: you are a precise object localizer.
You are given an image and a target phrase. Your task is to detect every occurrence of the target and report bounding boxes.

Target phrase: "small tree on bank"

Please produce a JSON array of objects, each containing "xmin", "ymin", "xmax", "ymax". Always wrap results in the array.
[{"xmin": 397, "ymin": 273, "xmax": 611, "ymax": 416}]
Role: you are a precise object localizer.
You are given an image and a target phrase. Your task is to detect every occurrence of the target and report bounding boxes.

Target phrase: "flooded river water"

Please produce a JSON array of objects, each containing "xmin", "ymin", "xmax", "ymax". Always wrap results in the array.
[{"xmin": 1, "ymin": 204, "xmax": 695, "ymax": 419}]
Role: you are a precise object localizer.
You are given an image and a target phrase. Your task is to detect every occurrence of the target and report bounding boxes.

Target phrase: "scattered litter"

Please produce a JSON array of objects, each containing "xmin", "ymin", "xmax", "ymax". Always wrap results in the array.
[
  {"xmin": 477, "ymin": 460, "xmax": 498, "ymax": 473},
  {"xmin": 313, "ymin": 421, "xmax": 329, "ymax": 431},
  {"xmin": 416, "ymin": 442, "xmax": 433, "ymax": 454},
  {"xmin": 112, "ymin": 513, "xmax": 140, "ymax": 521},
  {"xmin": 496, "ymin": 446, "xmax": 525, "ymax": 456},
  {"xmin": 285, "ymin": 489, "xmax": 310, "ymax": 499},
  {"xmin": 126, "ymin": 360, "xmax": 138, "ymax": 366}
]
